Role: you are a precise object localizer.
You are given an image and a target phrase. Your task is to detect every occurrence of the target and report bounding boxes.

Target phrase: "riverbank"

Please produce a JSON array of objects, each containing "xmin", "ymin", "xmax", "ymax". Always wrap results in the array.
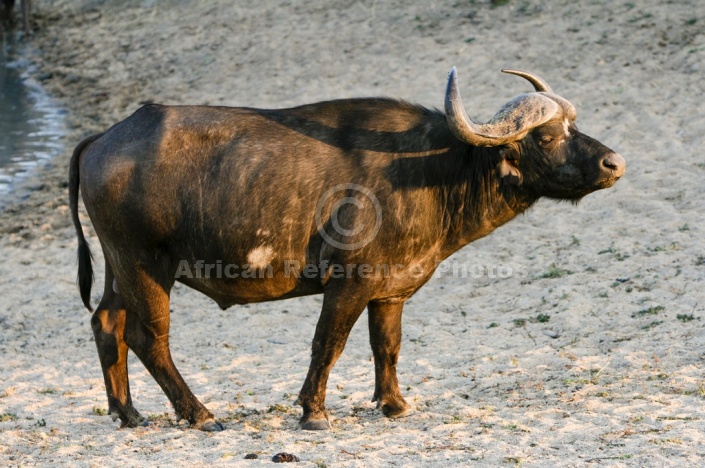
[
  {"xmin": 0, "ymin": 37, "xmax": 67, "ymax": 212},
  {"xmin": 1, "ymin": 1, "xmax": 704, "ymax": 465}
]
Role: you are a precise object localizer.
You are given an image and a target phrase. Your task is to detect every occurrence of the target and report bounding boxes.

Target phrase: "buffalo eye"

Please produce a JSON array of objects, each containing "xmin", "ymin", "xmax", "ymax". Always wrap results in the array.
[{"xmin": 539, "ymin": 135, "xmax": 554, "ymax": 147}]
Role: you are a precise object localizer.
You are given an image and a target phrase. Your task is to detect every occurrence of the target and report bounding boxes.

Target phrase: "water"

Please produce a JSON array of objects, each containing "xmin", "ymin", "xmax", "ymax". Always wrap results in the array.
[{"xmin": 0, "ymin": 37, "xmax": 66, "ymax": 198}]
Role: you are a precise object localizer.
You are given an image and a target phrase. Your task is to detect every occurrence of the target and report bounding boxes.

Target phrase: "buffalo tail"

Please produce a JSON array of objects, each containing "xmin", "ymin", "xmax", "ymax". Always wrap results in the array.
[{"xmin": 68, "ymin": 133, "xmax": 103, "ymax": 311}]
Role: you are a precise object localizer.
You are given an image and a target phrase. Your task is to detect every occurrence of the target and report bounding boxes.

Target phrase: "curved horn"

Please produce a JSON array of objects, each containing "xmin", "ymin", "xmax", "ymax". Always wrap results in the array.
[
  {"xmin": 445, "ymin": 67, "xmax": 560, "ymax": 147},
  {"xmin": 501, "ymin": 68, "xmax": 553, "ymax": 93},
  {"xmin": 445, "ymin": 67, "xmax": 501, "ymax": 147}
]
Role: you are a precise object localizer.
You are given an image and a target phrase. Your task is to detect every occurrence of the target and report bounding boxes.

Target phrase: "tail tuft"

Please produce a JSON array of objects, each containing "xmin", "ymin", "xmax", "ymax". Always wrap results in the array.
[{"xmin": 77, "ymin": 241, "xmax": 94, "ymax": 311}]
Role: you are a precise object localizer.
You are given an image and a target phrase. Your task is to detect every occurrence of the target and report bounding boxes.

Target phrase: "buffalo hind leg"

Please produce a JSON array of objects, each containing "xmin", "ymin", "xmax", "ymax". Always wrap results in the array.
[
  {"xmin": 91, "ymin": 263, "xmax": 146, "ymax": 427},
  {"xmin": 297, "ymin": 282, "xmax": 370, "ymax": 430},
  {"xmin": 368, "ymin": 300, "xmax": 412, "ymax": 418},
  {"xmin": 118, "ymin": 265, "xmax": 224, "ymax": 431}
]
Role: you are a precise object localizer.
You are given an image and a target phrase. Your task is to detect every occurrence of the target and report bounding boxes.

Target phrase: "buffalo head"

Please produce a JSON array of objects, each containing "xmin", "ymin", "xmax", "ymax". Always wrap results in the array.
[{"xmin": 445, "ymin": 67, "xmax": 625, "ymax": 200}]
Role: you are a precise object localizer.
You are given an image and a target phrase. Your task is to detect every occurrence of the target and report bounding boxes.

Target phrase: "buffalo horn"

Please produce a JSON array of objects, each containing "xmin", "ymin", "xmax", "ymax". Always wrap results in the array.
[
  {"xmin": 445, "ymin": 67, "xmax": 560, "ymax": 147},
  {"xmin": 501, "ymin": 68, "xmax": 554, "ymax": 93}
]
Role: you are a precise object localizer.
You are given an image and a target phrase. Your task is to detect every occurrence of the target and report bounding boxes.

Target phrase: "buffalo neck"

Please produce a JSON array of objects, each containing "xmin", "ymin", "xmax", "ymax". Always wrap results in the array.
[{"xmin": 439, "ymin": 143, "xmax": 537, "ymax": 258}]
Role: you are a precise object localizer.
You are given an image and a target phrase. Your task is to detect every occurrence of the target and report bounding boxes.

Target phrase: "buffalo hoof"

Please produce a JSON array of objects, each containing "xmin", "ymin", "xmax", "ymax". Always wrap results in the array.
[
  {"xmin": 377, "ymin": 398, "xmax": 414, "ymax": 419},
  {"xmin": 300, "ymin": 418, "xmax": 331, "ymax": 431},
  {"xmin": 382, "ymin": 404, "xmax": 414, "ymax": 419},
  {"xmin": 194, "ymin": 418, "xmax": 225, "ymax": 432},
  {"xmin": 121, "ymin": 417, "xmax": 149, "ymax": 428},
  {"xmin": 112, "ymin": 408, "xmax": 149, "ymax": 428}
]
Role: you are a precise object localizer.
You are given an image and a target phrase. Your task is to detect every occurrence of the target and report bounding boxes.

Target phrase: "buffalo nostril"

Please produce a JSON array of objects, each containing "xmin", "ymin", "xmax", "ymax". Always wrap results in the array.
[
  {"xmin": 601, "ymin": 152, "xmax": 626, "ymax": 177},
  {"xmin": 603, "ymin": 159, "xmax": 618, "ymax": 170}
]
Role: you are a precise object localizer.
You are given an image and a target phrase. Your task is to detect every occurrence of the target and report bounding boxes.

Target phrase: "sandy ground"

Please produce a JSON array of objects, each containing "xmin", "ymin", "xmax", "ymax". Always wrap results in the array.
[{"xmin": 1, "ymin": 0, "xmax": 705, "ymax": 466}]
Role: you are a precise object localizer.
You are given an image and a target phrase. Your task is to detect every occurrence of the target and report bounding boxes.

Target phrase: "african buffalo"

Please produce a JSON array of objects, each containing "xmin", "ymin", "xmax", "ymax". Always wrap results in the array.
[{"xmin": 69, "ymin": 67, "xmax": 625, "ymax": 431}]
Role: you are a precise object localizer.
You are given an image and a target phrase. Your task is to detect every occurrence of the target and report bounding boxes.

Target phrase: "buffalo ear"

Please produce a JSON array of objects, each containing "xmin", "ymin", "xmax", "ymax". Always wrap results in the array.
[{"xmin": 499, "ymin": 147, "xmax": 523, "ymax": 185}]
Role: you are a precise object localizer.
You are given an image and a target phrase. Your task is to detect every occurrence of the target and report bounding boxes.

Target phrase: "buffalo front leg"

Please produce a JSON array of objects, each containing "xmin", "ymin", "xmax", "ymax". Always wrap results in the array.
[
  {"xmin": 368, "ymin": 300, "xmax": 412, "ymax": 418},
  {"xmin": 297, "ymin": 283, "xmax": 370, "ymax": 430},
  {"xmin": 91, "ymin": 265, "xmax": 146, "ymax": 428},
  {"xmin": 119, "ymin": 266, "xmax": 223, "ymax": 432}
]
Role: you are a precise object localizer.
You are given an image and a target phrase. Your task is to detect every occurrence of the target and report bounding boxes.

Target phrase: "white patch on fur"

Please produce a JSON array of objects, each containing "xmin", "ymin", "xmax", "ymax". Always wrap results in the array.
[
  {"xmin": 563, "ymin": 119, "xmax": 570, "ymax": 137},
  {"xmin": 247, "ymin": 246, "xmax": 274, "ymax": 269},
  {"xmin": 112, "ymin": 279, "xmax": 120, "ymax": 294}
]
